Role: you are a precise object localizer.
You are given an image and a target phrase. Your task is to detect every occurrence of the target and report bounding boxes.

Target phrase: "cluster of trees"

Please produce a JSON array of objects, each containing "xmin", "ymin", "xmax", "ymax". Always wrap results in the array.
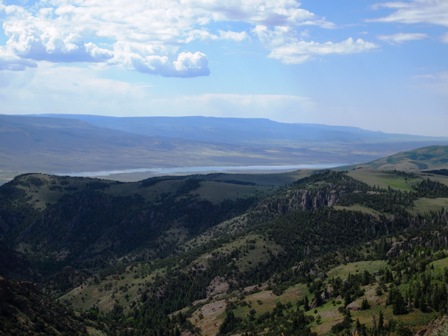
[
  {"xmin": 414, "ymin": 178, "xmax": 448, "ymax": 198},
  {"xmin": 219, "ymin": 302, "xmax": 316, "ymax": 335}
]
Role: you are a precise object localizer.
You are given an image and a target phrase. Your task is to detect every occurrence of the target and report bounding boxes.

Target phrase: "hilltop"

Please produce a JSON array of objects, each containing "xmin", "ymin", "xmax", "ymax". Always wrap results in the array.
[{"xmin": 357, "ymin": 145, "xmax": 448, "ymax": 171}]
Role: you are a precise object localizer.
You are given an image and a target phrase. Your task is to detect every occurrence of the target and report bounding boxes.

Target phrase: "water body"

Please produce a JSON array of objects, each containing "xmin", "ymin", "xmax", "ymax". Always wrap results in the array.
[{"xmin": 59, "ymin": 163, "xmax": 347, "ymax": 178}]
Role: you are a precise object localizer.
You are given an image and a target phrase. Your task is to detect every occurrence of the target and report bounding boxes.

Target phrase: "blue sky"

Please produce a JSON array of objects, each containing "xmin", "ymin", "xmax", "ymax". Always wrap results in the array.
[{"xmin": 0, "ymin": 0, "xmax": 447, "ymax": 136}]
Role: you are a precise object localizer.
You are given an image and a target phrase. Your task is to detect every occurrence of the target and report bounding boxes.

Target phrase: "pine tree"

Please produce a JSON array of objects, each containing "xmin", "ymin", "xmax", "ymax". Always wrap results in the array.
[
  {"xmin": 303, "ymin": 296, "xmax": 310, "ymax": 311},
  {"xmin": 378, "ymin": 310, "xmax": 384, "ymax": 331}
]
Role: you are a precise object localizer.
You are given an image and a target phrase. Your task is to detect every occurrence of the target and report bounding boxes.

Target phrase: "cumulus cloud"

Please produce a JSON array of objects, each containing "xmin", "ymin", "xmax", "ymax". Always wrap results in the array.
[
  {"xmin": 372, "ymin": 0, "xmax": 448, "ymax": 27},
  {"xmin": 132, "ymin": 51, "xmax": 210, "ymax": 77},
  {"xmin": 0, "ymin": 0, "xmax": 350, "ymax": 74},
  {"xmin": 378, "ymin": 33, "xmax": 428, "ymax": 44},
  {"xmin": 2, "ymin": 5, "xmax": 113, "ymax": 63},
  {"xmin": 173, "ymin": 52, "xmax": 210, "ymax": 77},
  {"xmin": 0, "ymin": 0, "xmax": 216, "ymax": 76}
]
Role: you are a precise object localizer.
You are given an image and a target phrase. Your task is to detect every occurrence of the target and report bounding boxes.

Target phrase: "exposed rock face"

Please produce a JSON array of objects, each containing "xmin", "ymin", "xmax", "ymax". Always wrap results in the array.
[
  {"xmin": 386, "ymin": 241, "xmax": 405, "ymax": 258},
  {"xmin": 386, "ymin": 233, "xmax": 445, "ymax": 258},
  {"xmin": 291, "ymin": 188, "xmax": 342, "ymax": 211},
  {"xmin": 259, "ymin": 183, "xmax": 351, "ymax": 215}
]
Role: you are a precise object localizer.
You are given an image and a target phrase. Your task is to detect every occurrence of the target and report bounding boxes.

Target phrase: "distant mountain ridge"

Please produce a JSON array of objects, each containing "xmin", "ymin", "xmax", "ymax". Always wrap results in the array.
[
  {"xmin": 1, "ymin": 114, "xmax": 447, "ymax": 176},
  {"xmin": 39, "ymin": 114, "xmax": 440, "ymax": 144}
]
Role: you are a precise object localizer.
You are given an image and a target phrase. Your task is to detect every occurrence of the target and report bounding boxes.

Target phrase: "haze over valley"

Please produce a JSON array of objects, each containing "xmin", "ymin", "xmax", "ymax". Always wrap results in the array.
[{"xmin": 1, "ymin": 114, "xmax": 447, "ymax": 184}]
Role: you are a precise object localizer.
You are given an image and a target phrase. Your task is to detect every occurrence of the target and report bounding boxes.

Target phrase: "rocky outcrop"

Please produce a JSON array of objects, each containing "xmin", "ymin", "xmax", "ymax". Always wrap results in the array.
[{"xmin": 258, "ymin": 183, "xmax": 352, "ymax": 215}]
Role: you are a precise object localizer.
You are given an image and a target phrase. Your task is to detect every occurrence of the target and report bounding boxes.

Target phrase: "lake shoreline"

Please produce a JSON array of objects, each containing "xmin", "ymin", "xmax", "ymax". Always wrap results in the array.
[
  {"xmin": 57, "ymin": 163, "xmax": 347, "ymax": 178},
  {"xmin": 0, "ymin": 163, "xmax": 348, "ymax": 185}
]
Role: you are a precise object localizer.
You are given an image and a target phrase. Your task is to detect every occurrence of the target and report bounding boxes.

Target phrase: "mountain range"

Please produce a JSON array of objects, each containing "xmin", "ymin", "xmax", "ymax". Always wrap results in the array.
[{"xmin": 1, "ymin": 114, "xmax": 447, "ymax": 181}]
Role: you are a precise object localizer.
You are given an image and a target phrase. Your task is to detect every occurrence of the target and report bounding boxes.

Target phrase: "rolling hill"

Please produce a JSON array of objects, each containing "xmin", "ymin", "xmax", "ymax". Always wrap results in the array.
[{"xmin": 357, "ymin": 145, "xmax": 448, "ymax": 171}]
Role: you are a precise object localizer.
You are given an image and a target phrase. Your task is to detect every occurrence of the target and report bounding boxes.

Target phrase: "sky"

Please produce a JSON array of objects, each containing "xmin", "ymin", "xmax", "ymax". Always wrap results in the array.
[{"xmin": 0, "ymin": 0, "xmax": 447, "ymax": 137}]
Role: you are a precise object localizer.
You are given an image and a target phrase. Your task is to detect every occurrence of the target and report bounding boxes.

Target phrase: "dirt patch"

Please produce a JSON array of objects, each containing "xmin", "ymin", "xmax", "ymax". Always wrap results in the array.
[
  {"xmin": 206, "ymin": 276, "xmax": 229, "ymax": 298},
  {"xmin": 190, "ymin": 300, "xmax": 227, "ymax": 336}
]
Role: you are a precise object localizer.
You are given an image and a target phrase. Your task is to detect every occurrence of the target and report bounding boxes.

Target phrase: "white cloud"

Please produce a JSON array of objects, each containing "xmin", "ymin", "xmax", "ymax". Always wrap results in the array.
[
  {"xmin": 183, "ymin": 29, "xmax": 249, "ymax": 43},
  {"xmin": 252, "ymin": 24, "xmax": 377, "ymax": 64},
  {"xmin": 118, "ymin": 46, "xmax": 210, "ymax": 77},
  {"xmin": 185, "ymin": 30, "xmax": 218, "ymax": 43},
  {"xmin": 253, "ymin": 25, "xmax": 292, "ymax": 47},
  {"xmin": 2, "ymin": 5, "xmax": 113, "ymax": 63},
  {"xmin": 173, "ymin": 52, "xmax": 210, "ymax": 77},
  {"xmin": 265, "ymin": 37, "xmax": 377, "ymax": 64},
  {"xmin": 218, "ymin": 30, "xmax": 248, "ymax": 42},
  {"xmin": 184, "ymin": 0, "xmax": 329, "ymax": 27},
  {"xmin": 378, "ymin": 32, "xmax": 428, "ymax": 44},
  {"xmin": 0, "ymin": 47, "xmax": 36, "ymax": 71},
  {"xmin": 372, "ymin": 0, "xmax": 448, "ymax": 27},
  {"xmin": 0, "ymin": 0, "xmax": 344, "ymax": 75}
]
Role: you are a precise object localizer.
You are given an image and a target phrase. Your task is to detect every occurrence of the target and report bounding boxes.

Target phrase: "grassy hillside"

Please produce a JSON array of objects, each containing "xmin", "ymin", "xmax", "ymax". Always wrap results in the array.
[{"xmin": 358, "ymin": 145, "xmax": 448, "ymax": 171}]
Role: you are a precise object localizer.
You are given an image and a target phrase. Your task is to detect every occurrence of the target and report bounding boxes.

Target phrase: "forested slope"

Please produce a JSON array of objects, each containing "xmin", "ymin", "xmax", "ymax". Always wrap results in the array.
[{"xmin": 1, "ymin": 154, "xmax": 448, "ymax": 335}]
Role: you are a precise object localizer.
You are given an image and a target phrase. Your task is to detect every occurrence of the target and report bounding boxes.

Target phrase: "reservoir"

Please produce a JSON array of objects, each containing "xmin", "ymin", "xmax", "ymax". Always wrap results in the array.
[{"xmin": 59, "ymin": 163, "xmax": 347, "ymax": 178}]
